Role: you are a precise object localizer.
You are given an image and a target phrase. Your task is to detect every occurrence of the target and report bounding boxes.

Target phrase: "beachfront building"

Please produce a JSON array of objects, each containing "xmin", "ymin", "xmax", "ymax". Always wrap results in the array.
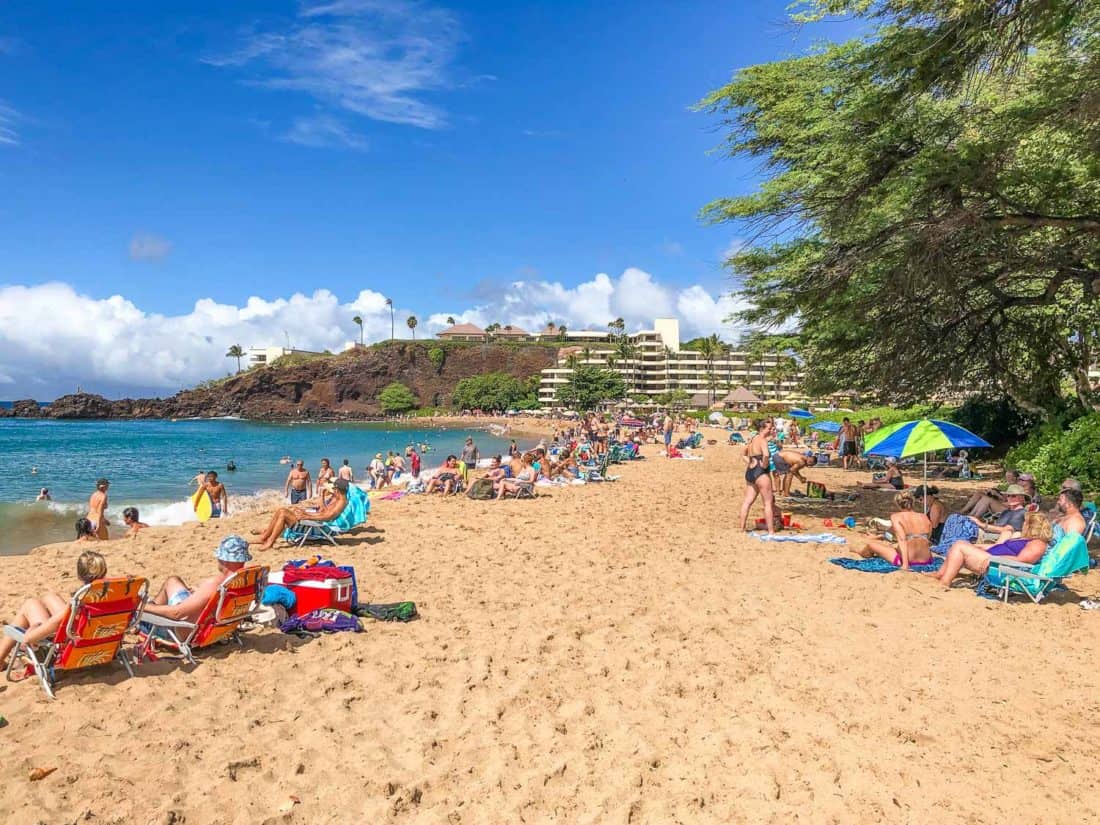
[
  {"xmin": 536, "ymin": 318, "xmax": 803, "ymax": 407},
  {"xmin": 436, "ymin": 322, "xmax": 488, "ymax": 342},
  {"xmin": 245, "ymin": 346, "xmax": 322, "ymax": 368}
]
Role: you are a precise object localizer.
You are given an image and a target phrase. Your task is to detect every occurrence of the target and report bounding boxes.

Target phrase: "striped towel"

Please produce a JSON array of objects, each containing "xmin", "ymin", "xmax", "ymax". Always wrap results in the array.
[{"xmin": 750, "ymin": 531, "xmax": 847, "ymax": 545}]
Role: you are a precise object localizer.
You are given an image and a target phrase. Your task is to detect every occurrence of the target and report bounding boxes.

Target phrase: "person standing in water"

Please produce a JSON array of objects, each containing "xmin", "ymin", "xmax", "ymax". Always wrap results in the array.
[
  {"xmin": 285, "ymin": 460, "xmax": 312, "ymax": 504},
  {"xmin": 317, "ymin": 457, "xmax": 336, "ymax": 487},
  {"xmin": 203, "ymin": 471, "xmax": 229, "ymax": 517},
  {"xmin": 86, "ymin": 478, "xmax": 110, "ymax": 540}
]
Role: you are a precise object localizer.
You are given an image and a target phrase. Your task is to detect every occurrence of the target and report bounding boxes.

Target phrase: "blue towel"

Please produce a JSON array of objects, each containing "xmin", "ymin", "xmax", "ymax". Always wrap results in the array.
[
  {"xmin": 829, "ymin": 556, "xmax": 943, "ymax": 573},
  {"xmin": 261, "ymin": 583, "xmax": 297, "ymax": 610},
  {"xmin": 932, "ymin": 513, "xmax": 978, "ymax": 555},
  {"xmin": 751, "ymin": 531, "xmax": 847, "ymax": 545}
]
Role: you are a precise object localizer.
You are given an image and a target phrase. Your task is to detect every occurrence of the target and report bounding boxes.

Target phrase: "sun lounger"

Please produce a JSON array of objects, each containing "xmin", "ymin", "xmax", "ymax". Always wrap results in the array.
[
  {"xmin": 138, "ymin": 566, "xmax": 269, "ymax": 664},
  {"xmin": 284, "ymin": 485, "xmax": 369, "ymax": 547},
  {"xmin": 980, "ymin": 533, "xmax": 1089, "ymax": 604},
  {"xmin": 4, "ymin": 576, "xmax": 149, "ymax": 699}
]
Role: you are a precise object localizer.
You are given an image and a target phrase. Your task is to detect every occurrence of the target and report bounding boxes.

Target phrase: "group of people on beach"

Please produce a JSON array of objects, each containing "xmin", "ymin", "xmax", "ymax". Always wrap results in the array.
[{"xmin": 71, "ymin": 477, "xmax": 150, "ymax": 543}]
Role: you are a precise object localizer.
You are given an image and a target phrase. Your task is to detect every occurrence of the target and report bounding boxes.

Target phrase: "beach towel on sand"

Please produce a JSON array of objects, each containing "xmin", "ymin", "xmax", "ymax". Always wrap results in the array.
[
  {"xmin": 750, "ymin": 532, "xmax": 847, "ymax": 545},
  {"xmin": 356, "ymin": 602, "xmax": 419, "ymax": 622},
  {"xmin": 829, "ymin": 557, "xmax": 943, "ymax": 573}
]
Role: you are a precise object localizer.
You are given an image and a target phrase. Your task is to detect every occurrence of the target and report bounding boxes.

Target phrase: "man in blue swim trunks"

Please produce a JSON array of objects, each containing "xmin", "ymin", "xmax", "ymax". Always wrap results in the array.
[{"xmin": 143, "ymin": 535, "xmax": 253, "ymax": 627}]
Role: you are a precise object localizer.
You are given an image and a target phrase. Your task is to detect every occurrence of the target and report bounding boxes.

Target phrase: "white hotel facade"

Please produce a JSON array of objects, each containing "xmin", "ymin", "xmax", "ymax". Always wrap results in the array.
[{"xmin": 535, "ymin": 318, "xmax": 803, "ymax": 407}]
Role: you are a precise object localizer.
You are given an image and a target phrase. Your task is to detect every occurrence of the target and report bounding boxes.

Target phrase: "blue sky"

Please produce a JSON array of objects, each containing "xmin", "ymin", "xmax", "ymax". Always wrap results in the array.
[{"xmin": 0, "ymin": 0, "xmax": 849, "ymax": 398}]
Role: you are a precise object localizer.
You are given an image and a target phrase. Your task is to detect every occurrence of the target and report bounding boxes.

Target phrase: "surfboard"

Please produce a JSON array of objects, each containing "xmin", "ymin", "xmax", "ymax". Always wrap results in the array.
[{"xmin": 191, "ymin": 488, "xmax": 213, "ymax": 522}]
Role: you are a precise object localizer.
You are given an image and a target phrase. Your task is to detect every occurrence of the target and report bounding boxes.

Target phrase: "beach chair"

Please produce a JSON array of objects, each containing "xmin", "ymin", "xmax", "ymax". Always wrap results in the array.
[
  {"xmin": 980, "ymin": 534, "xmax": 1089, "ymax": 604},
  {"xmin": 500, "ymin": 479, "xmax": 536, "ymax": 499},
  {"xmin": 284, "ymin": 484, "xmax": 369, "ymax": 547},
  {"xmin": 138, "ymin": 566, "xmax": 269, "ymax": 664},
  {"xmin": 4, "ymin": 576, "xmax": 149, "ymax": 699}
]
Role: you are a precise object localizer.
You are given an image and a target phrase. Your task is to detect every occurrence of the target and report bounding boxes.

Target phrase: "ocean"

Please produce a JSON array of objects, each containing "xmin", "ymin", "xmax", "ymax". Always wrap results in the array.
[{"xmin": 0, "ymin": 418, "xmax": 512, "ymax": 556}]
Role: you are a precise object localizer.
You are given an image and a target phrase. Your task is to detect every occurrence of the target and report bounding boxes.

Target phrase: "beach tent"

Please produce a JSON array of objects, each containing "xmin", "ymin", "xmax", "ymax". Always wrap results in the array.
[
  {"xmin": 810, "ymin": 420, "xmax": 841, "ymax": 433},
  {"xmin": 722, "ymin": 387, "xmax": 764, "ymax": 410},
  {"xmin": 863, "ymin": 419, "xmax": 991, "ymax": 509}
]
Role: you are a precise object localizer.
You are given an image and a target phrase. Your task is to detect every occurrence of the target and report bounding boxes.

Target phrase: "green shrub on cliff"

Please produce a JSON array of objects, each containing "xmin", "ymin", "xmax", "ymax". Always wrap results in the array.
[
  {"xmin": 451, "ymin": 372, "xmax": 531, "ymax": 411},
  {"xmin": 379, "ymin": 382, "xmax": 417, "ymax": 413}
]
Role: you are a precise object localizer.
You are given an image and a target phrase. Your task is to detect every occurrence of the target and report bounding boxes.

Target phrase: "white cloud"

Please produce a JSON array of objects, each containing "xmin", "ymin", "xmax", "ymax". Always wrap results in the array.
[
  {"xmin": 0, "ymin": 269, "xmax": 748, "ymax": 399},
  {"xmin": 0, "ymin": 283, "xmax": 410, "ymax": 399},
  {"xmin": 282, "ymin": 114, "xmax": 369, "ymax": 150},
  {"xmin": 128, "ymin": 233, "xmax": 173, "ymax": 261},
  {"xmin": 0, "ymin": 101, "xmax": 20, "ymax": 146},
  {"xmin": 207, "ymin": 0, "xmax": 465, "ymax": 130}
]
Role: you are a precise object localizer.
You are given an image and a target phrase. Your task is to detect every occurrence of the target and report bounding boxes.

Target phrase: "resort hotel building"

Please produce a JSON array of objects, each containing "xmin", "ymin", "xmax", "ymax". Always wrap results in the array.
[{"xmin": 436, "ymin": 317, "xmax": 804, "ymax": 407}]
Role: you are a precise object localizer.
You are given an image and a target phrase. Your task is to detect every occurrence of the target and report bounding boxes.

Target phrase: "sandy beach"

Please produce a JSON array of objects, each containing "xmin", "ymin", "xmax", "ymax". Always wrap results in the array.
[{"xmin": 2, "ymin": 426, "xmax": 1098, "ymax": 824}]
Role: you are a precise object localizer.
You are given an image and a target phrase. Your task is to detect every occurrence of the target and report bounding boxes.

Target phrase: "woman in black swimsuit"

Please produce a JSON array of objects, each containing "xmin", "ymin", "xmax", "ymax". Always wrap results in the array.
[{"xmin": 739, "ymin": 418, "xmax": 777, "ymax": 533}]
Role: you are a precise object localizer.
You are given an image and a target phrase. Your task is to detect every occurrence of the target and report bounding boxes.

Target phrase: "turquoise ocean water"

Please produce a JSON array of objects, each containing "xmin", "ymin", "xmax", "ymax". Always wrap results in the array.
[{"xmin": 0, "ymin": 418, "xmax": 511, "ymax": 556}]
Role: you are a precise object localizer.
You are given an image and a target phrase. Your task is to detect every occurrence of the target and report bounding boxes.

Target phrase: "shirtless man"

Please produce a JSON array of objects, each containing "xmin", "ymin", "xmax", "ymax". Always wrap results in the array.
[
  {"xmin": 663, "ymin": 414, "xmax": 674, "ymax": 457},
  {"xmin": 86, "ymin": 478, "xmax": 110, "ymax": 540},
  {"xmin": 338, "ymin": 459, "xmax": 355, "ymax": 483},
  {"xmin": 202, "ymin": 471, "xmax": 229, "ymax": 517},
  {"xmin": 772, "ymin": 450, "xmax": 817, "ymax": 496},
  {"xmin": 143, "ymin": 535, "xmax": 254, "ymax": 625},
  {"xmin": 839, "ymin": 418, "xmax": 859, "ymax": 470},
  {"xmin": 122, "ymin": 506, "xmax": 150, "ymax": 537},
  {"xmin": 253, "ymin": 478, "xmax": 350, "ymax": 550},
  {"xmin": 285, "ymin": 460, "xmax": 312, "ymax": 504}
]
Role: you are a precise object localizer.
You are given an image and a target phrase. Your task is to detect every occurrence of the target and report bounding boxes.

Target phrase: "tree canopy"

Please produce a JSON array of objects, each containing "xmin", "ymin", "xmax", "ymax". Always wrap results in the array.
[
  {"xmin": 451, "ymin": 372, "xmax": 535, "ymax": 411},
  {"xmin": 702, "ymin": 0, "xmax": 1099, "ymax": 416},
  {"xmin": 378, "ymin": 382, "xmax": 417, "ymax": 414},
  {"xmin": 555, "ymin": 366, "xmax": 626, "ymax": 411}
]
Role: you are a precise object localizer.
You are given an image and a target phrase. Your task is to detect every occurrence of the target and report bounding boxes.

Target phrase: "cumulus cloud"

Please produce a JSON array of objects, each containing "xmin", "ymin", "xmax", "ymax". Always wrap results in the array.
[
  {"xmin": 0, "ymin": 268, "xmax": 747, "ymax": 399},
  {"xmin": 128, "ymin": 233, "xmax": 173, "ymax": 262},
  {"xmin": 0, "ymin": 283, "xmax": 408, "ymax": 399},
  {"xmin": 206, "ymin": 0, "xmax": 465, "ymax": 131}
]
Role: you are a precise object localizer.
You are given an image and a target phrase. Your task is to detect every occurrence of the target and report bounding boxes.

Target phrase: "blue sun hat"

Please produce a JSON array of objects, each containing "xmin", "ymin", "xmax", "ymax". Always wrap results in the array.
[{"xmin": 215, "ymin": 534, "xmax": 252, "ymax": 563}]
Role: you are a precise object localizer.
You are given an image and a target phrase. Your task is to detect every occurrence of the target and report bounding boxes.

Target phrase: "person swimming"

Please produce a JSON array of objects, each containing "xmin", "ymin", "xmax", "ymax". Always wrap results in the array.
[{"xmin": 36, "ymin": 487, "xmax": 51, "ymax": 502}]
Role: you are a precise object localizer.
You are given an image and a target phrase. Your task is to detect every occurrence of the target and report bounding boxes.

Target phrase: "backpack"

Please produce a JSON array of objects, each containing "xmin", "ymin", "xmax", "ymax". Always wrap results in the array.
[
  {"xmin": 807, "ymin": 481, "xmax": 827, "ymax": 499},
  {"xmin": 466, "ymin": 477, "xmax": 496, "ymax": 500}
]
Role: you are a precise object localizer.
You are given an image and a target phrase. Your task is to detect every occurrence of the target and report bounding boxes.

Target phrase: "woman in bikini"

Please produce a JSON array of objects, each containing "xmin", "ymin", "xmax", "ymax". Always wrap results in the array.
[
  {"xmin": 739, "ymin": 418, "xmax": 777, "ymax": 533},
  {"xmin": 855, "ymin": 490, "xmax": 932, "ymax": 570}
]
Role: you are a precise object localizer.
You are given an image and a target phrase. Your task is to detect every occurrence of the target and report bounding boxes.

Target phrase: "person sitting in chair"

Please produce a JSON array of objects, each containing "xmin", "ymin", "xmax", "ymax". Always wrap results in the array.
[
  {"xmin": 143, "ymin": 536, "xmax": 254, "ymax": 624},
  {"xmin": 928, "ymin": 512, "xmax": 1052, "ymax": 589},
  {"xmin": 251, "ymin": 479, "xmax": 350, "ymax": 550},
  {"xmin": 426, "ymin": 456, "xmax": 462, "ymax": 495},
  {"xmin": 496, "ymin": 453, "xmax": 536, "ymax": 499}
]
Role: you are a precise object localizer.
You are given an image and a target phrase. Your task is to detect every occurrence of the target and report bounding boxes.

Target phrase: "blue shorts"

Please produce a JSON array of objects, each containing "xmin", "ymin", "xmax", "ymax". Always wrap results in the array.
[
  {"xmin": 289, "ymin": 489, "xmax": 308, "ymax": 504},
  {"xmin": 664, "ymin": 431, "xmax": 672, "ymax": 446},
  {"xmin": 140, "ymin": 589, "xmax": 191, "ymax": 639}
]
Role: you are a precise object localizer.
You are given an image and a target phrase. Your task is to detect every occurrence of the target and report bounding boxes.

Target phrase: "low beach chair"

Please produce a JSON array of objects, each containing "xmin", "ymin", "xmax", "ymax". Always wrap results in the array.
[
  {"xmin": 4, "ymin": 576, "xmax": 149, "ymax": 699},
  {"xmin": 138, "ymin": 566, "xmax": 269, "ymax": 664},
  {"xmin": 980, "ymin": 534, "xmax": 1089, "ymax": 604},
  {"xmin": 284, "ymin": 484, "xmax": 369, "ymax": 547},
  {"xmin": 500, "ymin": 479, "xmax": 536, "ymax": 499}
]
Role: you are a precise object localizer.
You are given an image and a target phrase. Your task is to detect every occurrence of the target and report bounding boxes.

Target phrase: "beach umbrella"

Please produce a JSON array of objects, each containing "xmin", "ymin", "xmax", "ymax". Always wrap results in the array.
[
  {"xmin": 863, "ymin": 419, "xmax": 991, "ymax": 510},
  {"xmin": 707, "ymin": 411, "xmax": 725, "ymax": 422},
  {"xmin": 810, "ymin": 420, "xmax": 841, "ymax": 433},
  {"xmin": 788, "ymin": 409, "xmax": 814, "ymax": 419}
]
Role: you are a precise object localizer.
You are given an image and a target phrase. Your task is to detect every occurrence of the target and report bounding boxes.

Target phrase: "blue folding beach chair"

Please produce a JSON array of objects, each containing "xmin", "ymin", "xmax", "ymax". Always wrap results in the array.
[
  {"xmin": 979, "ymin": 533, "xmax": 1089, "ymax": 604},
  {"xmin": 283, "ymin": 485, "xmax": 370, "ymax": 547}
]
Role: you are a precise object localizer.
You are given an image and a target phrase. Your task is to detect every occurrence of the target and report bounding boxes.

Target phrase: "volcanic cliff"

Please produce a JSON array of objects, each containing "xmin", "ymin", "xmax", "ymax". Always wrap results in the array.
[{"xmin": 1, "ymin": 342, "xmax": 558, "ymax": 420}]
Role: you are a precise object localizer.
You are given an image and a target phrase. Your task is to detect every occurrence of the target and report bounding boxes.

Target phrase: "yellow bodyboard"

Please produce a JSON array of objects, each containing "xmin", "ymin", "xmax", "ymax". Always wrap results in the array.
[{"xmin": 191, "ymin": 488, "xmax": 213, "ymax": 522}]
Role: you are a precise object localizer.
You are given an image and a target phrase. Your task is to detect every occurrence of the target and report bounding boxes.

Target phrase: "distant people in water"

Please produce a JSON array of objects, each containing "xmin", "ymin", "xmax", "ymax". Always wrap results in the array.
[
  {"xmin": 279, "ymin": 456, "xmax": 291, "ymax": 465},
  {"xmin": 86, "ymin": 478, "xmax": 110, "ymax": 540},
  {"xmin": 30, "ymin": 466, "xmax": 38, "ymax": 475},
  {"xmin": 226, "ymin": 460, "xmax": 237, "ymax": 472},
  {"xmin": 122, "ymin": 507, "xmax": 149, "ymax": 537},
  {"xmin": 74, "ymin": 518, "xmax": 98, "ymax": 541},
  {"xmin": 36, "ymin": 487, "xmax": 51, "ymax": 502}
]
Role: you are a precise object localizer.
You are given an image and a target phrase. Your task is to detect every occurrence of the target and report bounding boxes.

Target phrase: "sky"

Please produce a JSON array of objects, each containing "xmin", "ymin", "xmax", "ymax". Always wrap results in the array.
[{"xmin": 0, "ymin": 0, "xmax": 848, "ymax": 399}]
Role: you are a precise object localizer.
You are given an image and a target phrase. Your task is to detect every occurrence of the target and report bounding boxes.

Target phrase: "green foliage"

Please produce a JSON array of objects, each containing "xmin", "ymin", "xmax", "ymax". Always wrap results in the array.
[
  {"xmin": 949, "ymin": 396, "xmax": 1041, "ymax": 453},
  {"xmin": 556, "ymin": 366, "xmax": 626, "ymax": 411},
  {"xmin": 1010, "ymin": 414, "xmax": 1100, "ymax": 495},
  {"xmin": 701, "ymin": 1, "xmax": 1100, "ymax": 416},
  {"xmin": 451, "ymin": 372, "xmax": 533, "ymax": 411},
  {"xmin": 428, "ymin": 347, "xmax": 445, "ymax": 372},
  {"xmin": 810, "ymin": 405, "xmax": 942, "ymax": 428},
  {"xmin": 378, "ymin": 382, "xmax": 418, "ymax": 414},
  {"xmin": 654, "ymin": 388, "xmax": 691, "ymax": 408}
]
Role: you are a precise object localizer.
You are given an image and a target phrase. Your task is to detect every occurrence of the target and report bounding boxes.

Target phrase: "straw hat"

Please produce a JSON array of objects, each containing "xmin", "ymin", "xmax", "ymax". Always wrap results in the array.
[{"xmin": 1002, "ymin": 484, "xmax": 1031, "ymax": 500}]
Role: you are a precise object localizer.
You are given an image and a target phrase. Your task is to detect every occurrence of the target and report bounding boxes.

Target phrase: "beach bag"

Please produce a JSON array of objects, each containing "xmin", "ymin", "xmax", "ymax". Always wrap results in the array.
[
  {"xmin": 280, "ymin": 608, "xmax": 361, "ymax": 634},
  {"xmin": 807, "ymin": 481, "xmax": 827, "ymax": 499},
  {"xmin": 466, "ymin": 477, "xmax": 496, "ymax": 500}
]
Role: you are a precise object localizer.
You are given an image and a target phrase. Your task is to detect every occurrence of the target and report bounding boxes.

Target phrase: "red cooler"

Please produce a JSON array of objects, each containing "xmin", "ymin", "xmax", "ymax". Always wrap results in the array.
[{"xmin": 268, "ymin": 571, "xmax": 353, "ymax": 614}]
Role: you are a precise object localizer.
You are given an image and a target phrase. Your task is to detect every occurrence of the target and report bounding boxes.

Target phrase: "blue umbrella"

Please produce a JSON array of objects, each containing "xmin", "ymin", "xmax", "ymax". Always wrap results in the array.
[
  {"xmin": 788, "ymin": 409, "xmax": 815, "ymax": 419},
  {"xmin": 810, "ymin": 420, "xmax": 841, "ymax": 433}
]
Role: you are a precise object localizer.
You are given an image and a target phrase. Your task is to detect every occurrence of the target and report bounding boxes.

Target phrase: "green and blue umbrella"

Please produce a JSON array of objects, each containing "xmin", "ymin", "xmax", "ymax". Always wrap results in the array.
[
  {"xmin": 862, "ymin": 419, "xmax": 990, "ymax": 458},
  {"xmin": 863, "ymin": 419, "xmax": 991, "ymax": 510}
]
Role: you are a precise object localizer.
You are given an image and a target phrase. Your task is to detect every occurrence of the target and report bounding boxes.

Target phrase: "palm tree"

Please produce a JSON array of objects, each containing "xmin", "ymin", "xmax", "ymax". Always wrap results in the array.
[
  {"xmin": 406, "ymin": 315, "xmax": 418, "ymax": 340},
  {"xmin": 664, "ymin": 345, "xmax": 674, "ymax": 397},
  {"xmin": 582, "ymin": 347, "xmax": 592, "ymax": 364},
  {"xmin": 616, "ymin": 337, "xmax": 636, "ymax": 394},
  {"xmin": 697, "ymin": 335, "xmax": 722, "ymax": 404},
  {"xmin": 352, "ymin": 315, "xmax": 364, "ymax": 346},
  {"xmin": 557, "ymin": 324, "xmax": 567, "ymax": 342},
  {"xmin": 226, "ymin": 344, "xmax": 244, "ymax": 374},
  {"xmin": 446, "ymin": 316, "xmax": 456, "ymax": 326},
  {"xmin": 385, "ymin": 297, "xmax": 394, "ymax": 341}
]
